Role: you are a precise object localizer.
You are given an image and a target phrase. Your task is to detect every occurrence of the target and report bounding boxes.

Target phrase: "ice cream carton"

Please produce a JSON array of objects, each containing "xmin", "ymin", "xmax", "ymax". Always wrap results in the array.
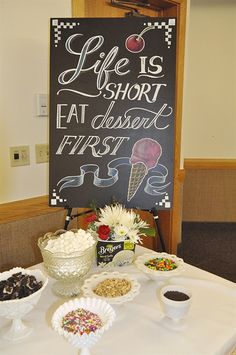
[{"xmin": 96, "ymin": 240, "xmax": 136, "ymax": 267}]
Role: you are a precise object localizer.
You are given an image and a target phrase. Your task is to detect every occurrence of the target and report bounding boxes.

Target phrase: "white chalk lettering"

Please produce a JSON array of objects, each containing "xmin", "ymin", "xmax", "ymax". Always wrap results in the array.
[
  {"xmin": 58, "ymin": 34, "xmax": 130, "ymax": 91},
  {"xmin": 103, "ymin": 82, "xmax": 166, "ymax": 103},
  {"xmin": 56, "ymin": 104, "xmax": 88, "ymax": 128},
  {"xmin": 91, "ymin": 101, "xmax": 172, "ymax": 130},
  {"xmin": 55, "ymin": 135, "xmax": 129, "ymax": 157}
]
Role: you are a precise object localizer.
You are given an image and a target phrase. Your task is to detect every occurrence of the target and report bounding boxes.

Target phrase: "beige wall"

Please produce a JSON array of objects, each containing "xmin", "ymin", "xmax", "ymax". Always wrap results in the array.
[
  {"xmin": 0, "ymin": 0, "xmax": 71, "ymax": 203},
  {"xmin": 1, "ymin": 0, "xmax": 235, "ymax": 204},
  {"xmin": 182, "ymin": 0, "xmax": 236, "ymax": 160}
]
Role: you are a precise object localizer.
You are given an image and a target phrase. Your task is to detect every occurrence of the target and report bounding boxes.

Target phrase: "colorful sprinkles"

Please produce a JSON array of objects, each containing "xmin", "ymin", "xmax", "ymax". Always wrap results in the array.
[
  {"xmin": 61, "ymin": 308, "xmax": 103, "ymax": 335},
  {"xmin": 144, "ymin": 257, "xmax": 177, "ymax": 271}
]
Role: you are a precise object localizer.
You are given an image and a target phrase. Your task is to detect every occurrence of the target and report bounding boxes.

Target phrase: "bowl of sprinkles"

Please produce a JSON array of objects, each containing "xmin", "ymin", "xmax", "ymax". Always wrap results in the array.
[
  {"xmin": 82, "ymin": 271, "xmax": 140, "ymax": 305},
  {"xmin": 52, "ymin": 297, "xmax": 115, "ymax": 355},
  {"xmin": 135, "ymin": 252, "xmax": 185, "ymax": 281}
]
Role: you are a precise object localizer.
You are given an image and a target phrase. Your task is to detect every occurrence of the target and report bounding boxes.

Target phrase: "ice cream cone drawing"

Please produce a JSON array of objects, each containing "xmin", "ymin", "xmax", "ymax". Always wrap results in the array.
[{"xmin": 127, "ymin": 138, "xmax": 162, "ymax": 201}]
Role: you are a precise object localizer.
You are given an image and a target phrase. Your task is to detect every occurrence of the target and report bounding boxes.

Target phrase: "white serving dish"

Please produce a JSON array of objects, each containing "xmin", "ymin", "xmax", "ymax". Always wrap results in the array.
[
  {"xmin": 52, "ymin": 297, "xmax": 116, "ymax": 355},
  {"xmin": 160, "ymin": 284, "xmax": 192, "ymax": 321},
  {"xmin": 135, "ymin": 252, "xmax": 185, "ymax": 280},
  {"xmin": 0, "ymin": 267, "xmax": 48, "ymax": 341},
  {"xmin": 82, "ymin": 271, "xmax": 140, "ymax": 305}
]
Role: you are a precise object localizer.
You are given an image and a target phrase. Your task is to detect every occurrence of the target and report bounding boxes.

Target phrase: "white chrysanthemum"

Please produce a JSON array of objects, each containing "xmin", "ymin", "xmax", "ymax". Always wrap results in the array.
[
  {"xmin": 128, "ymin": 229, "xmax": 142, "ymax": 244},
  {"xmin": 95, "ymin": 204, "xmax": 148, "ymax": 231},
  {"xmin": 113, "ymin": 225, "xmax": 129, "ymax": 240},
  {"xmin": 95, "ymin": 205, "xmax": 127, "ymax": 227}
]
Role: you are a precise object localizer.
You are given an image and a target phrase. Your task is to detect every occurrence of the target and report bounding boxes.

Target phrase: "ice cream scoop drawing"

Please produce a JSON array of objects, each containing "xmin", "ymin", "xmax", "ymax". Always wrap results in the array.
[{"xmin": 127, "ymin": 138, "xmax": 162, "ymax": 201}]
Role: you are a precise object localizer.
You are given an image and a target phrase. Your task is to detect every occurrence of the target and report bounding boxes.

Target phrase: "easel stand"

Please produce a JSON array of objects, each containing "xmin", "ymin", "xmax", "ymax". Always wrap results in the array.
[
  {"xmin": 149, "ymin": 207, "xmax": 166, "ymax": 252},
  {"xmin": 64, "ymin": 207, "xmax": 93, "ymax": 230},
  {"xmin": 63, "ymin": 206, "xmax": 166, "ymax": 253}
]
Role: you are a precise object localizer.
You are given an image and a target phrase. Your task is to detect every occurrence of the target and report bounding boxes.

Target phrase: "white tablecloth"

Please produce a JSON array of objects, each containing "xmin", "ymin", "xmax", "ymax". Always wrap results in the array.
[{"xmin": 0, "ymin": 246, "xmax": 235, "ymax": 355}]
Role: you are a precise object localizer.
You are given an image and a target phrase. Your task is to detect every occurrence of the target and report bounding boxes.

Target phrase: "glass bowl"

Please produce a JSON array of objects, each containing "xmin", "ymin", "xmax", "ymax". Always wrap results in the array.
[
  {"xmin": 0, "ymin": 267, "xmax": 48, "ymax": 341},
  {"xmin": 52, "ymin": 297, "xmax": 116, "ymax": 355},
  {"xmin": 135, "ymin": 252, "xmax": 185, "ymax": 281},
  {"xmin": 38, "ymin": 229, "xmax": 96, "ymax": 297},
  {"xmin": 82, "ymin": 271, "xmax": 140, "ymax": 305}
]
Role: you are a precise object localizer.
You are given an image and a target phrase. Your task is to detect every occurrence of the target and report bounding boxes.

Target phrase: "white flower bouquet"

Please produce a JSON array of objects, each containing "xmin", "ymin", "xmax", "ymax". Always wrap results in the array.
[{"xmin": 85, "ymin": 204, "xmax": 155, "ymax": 267}]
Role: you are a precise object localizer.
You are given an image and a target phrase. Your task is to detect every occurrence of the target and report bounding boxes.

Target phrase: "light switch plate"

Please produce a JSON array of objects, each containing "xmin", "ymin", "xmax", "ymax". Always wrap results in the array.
[
  {"xmin": 36, "ymin": 94, "xmax": 48, "ymax": 117},
  {"xmin": 35, "ymin": 144, "xmax": 49, "ymax": 163},
  {"xmin": 10, "ymin": 146, "xmax": 30, "ymax": 167}
]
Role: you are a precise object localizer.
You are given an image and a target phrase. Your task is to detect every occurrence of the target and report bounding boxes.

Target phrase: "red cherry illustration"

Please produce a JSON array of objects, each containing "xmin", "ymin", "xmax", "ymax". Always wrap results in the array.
[{"xmin": 125, "ymin": 34, "xmax": 145, "ymax": 53}]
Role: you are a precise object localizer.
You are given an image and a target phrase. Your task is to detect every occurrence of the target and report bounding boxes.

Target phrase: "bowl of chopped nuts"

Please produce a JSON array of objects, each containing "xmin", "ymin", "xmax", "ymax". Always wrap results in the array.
[
  {"xmin": 135, "ymin": 252, "xmax": 185, "ymax": 281},
  {"xmin": 81, "ymin": 271, "xmax": 140, "ymax": 305},
  {"xmin": 0, "ymin": 267, "xmax": 48, "ymax": 341}
]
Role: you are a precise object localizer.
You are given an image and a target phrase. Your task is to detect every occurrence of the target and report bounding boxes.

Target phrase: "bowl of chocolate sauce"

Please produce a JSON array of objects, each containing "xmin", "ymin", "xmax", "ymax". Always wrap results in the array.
[{"xmin": 160, "ymin": 284, "xmax": 192, "ymax": 321}]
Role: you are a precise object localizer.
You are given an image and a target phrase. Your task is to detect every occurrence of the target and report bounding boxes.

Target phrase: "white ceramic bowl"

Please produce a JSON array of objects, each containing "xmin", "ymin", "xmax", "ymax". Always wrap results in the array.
[
  {"xmin": 52, "ymin": 297, "xmax": 116, "ymax": 353},
  {"xmin": 135, "ymin": 252, "xmax": 185, "ymax": 281},
  {"xmin": 0, "ymin": 267, "xmax": 48, "ymax": 340},
  {"xmin": 160, "ymin": 284, "xmax": 192, "ymax": 321},
  {"xmin": 82, "ymin": 271, "xmax": 140, "ymax": 305}
]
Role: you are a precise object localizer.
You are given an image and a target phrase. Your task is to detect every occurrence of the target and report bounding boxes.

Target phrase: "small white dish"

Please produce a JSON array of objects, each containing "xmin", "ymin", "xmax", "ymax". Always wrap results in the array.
[
  {"xmin": 82, "ymin": 271, "xmax": 140, "ymax": 305},
  {"xmin": 52, "ymin": 297, "xmax": 116, "ymax": 355},
  {"xmin": 159, "ymin": 284, "xmax": 192, "ymax": 322},
  {"xmin": 135, "ymin": 252, "xmax": 185, "ymax": 281},
  {"xmin": 0, "ymin": 267, "xmax": 48, "ymax": 341}
]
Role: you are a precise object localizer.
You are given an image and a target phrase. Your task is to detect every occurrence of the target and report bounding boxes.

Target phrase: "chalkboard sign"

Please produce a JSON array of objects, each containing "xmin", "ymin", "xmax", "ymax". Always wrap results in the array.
[{"xmin": 49, "ymin": 18, "xmax": 176, "ymax": 210}]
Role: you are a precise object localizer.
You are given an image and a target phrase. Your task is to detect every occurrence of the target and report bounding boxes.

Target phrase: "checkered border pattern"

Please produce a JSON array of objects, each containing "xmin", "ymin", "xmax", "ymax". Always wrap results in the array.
[
  {"xmin": 52, "ymin": 19, "xmax": 79, "ymax": 47},
  {"xmin": 156, "ymin": 193, "xmax": 171, "ymax": 208},
  {"xmin": 144, "ymin": 18, "xmax": 176, "ymax": 48},
  {"xmin": 50, "ymin": 189, "xmax": 67, "ymax": 205}
]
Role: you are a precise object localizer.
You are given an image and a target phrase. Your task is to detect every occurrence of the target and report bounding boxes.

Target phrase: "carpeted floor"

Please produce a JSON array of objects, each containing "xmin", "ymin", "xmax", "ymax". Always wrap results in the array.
[{"xmin": 177, "ymin": 222, "xmax": 236, "ymax": 283}]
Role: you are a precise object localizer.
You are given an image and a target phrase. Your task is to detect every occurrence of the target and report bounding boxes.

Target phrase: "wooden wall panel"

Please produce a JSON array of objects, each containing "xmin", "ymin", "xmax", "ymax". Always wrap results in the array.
[
  {"xmin": 0, "ymin": 209, "xmax": 78, "ymax": 271},
  {"xmin": 183, "ymin": 167, "xmax": 236, "ymax": 222}
]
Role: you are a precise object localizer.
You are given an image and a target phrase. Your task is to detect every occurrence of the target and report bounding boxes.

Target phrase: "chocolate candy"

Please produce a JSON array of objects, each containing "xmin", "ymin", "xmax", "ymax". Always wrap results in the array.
[
  {"xmin": 164, "ymin": 291, "xmax": 190, "ymax": 301},
  {"xmin": 0, "ymin": 272, "xmax": 42, "ymax": 301}
]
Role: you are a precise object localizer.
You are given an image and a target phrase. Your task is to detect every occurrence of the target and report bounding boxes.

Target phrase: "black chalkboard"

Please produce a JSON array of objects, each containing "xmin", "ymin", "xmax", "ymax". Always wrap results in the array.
[{"xmin": 49, "ymin": 18, "xmax": 176, "ymax": 210}]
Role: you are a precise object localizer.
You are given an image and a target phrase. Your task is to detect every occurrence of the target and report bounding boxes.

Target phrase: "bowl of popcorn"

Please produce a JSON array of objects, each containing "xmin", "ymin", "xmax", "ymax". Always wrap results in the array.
[
  {"xmin": 52, "ymin": 297, "xmax": 116, "ymax": 355},
  {"xmin": 0, "ymin": 267, "xmax": 48, "ymax": 341},
  {"xmin": 134, "ymin": 252, "xmax": 185, "ymax": 281},
  {"xmin": 38, "ymin": 229, "xmax": 96, "ymax": 297},
  {"xmin": 81, "ymin": 271, "xmax": 140, "ymax": 305}
]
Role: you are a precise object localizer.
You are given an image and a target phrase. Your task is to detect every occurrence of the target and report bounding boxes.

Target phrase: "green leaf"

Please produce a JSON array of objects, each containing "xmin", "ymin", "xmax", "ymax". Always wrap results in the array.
[{"xmin": 140, "ymin": 227, "xmax": 156, "ymax": 237}]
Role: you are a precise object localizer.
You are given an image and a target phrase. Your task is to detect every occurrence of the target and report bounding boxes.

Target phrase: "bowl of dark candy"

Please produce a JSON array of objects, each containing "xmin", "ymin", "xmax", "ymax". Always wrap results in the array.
[
  {"xmin": 160, "ymin": 284, "xmax": 192, "ymax": 322},
  {"xmin": 0, "ymin": 267, "xmax": 48, "ymax": 341},
  {"xmin": 135, "ymin": 252, "xmax": 185, "ymax": 281}
]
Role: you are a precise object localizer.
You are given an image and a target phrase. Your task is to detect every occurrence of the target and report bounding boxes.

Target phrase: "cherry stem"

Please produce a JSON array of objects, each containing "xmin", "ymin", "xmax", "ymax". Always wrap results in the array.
[{"xmin": 138, "ymin": 26, "xmax": 155, "ymax": 40}]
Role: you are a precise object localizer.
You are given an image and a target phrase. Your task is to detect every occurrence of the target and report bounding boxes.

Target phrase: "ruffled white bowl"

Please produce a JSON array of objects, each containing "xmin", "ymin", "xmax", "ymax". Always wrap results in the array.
[
  {"xmin": 52, "ymin": 297, "xmax": 116, "ymax": 355},
  {"xmin": 0, "ymin": 267, "xmax": 48, "ymax": 341},
  {"xmin": 82, "ymin": 271, "xmax": 140, "ymax": 305},
  {"xmin": 135, "ymin": 252, "xmax": 185, "ymax": 281}
]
